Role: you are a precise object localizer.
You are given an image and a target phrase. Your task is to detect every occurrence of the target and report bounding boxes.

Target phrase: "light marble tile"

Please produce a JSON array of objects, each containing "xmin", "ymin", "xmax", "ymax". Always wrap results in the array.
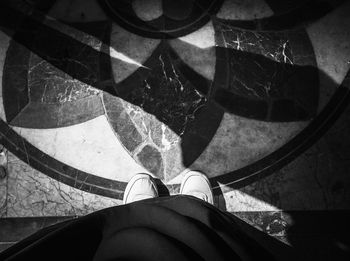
[
  {"xmin": 13, "ymin": 115, "xmax": 146, "ymax": 182},
  {"xmin": 222, "ymin": 189, "xmax": 281, "ymax": 212},
  {"xmin": 6, "ymin": 152, "xmax": 121, "ymax": 217},
  {"xmin": 110, "ymin": 23, "xmax": 160, "ymax": 83},
  {"xmin": 169, "ymin": 22, "xmax": 216, "ymax": 80}
]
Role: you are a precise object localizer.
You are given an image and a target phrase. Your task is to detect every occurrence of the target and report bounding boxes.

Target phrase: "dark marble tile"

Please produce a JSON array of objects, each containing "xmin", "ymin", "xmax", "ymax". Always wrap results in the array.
[
  {"xmin": 114, "ymin": 43, "xmax": 224, "ymax": 172},
  {"xmin": 28, "ymin": 53, "xmax": 100, "ymax": 104},
  {"xmin": 109, "ymin": 42, "xmax": 225, "ymax": 175},
  {"xmin": 234, "ymin": 211, "xmax": 289, "ymax": 237},
  {"xmin": 25, "ymin": 21, "xmax": 110, "ymax": 104},
  {"xmin": 212, "ymin": 21, "xmax": 318, "ymax": 121},
  {"xmin": 0, "ymin": 7, "xmax": 115, "ymax": 96},
  {"xmin": 10, "ymin": 96, "xmax": 104, "ymax": 128},
  {"xmin": 137, "ymin": 145, "xmax": 164, "ymax": 179},
  {"xmin": 27, "ymin": 21, "xmax": 105, "ymax": 87},
  {"xmin": 120, "ymin": 44, "xmax": 207, "ymax": 137},
  {"xmin": 181, "ymin": 101, "xmax": 224, "ymax": 167},
  {"xmin": 113, "ymin": 42, "xmax": 223, "ymax": 171},
  {"xmin": 214, "ymin": 88, "xmax": 268, "ymax": 119}
]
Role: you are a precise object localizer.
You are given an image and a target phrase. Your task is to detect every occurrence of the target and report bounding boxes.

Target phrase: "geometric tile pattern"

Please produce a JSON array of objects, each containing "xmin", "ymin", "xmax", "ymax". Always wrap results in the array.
[{"xmin": 0, "ymin": 0, "xmax": 349, "ymax": 201}]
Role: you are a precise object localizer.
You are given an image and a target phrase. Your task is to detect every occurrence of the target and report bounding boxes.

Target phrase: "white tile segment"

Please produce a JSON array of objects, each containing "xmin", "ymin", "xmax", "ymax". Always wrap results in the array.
[
  {"xmin": 169, "ymin": 21, "xmax": 216, "ymax": 80},
  {"xmin": 176, "ymin": 21, "xmax": 215, "ymax": 50},
  {"xmin": 110, "ymin": 23, "xmax": 160, "ymax": 83},
  {"xmin": 216, "ymin": 0, "xmax": 273, "ymax": 20},
  {"xmin": 12, "ymin": 115, "xmax": 147, "ymax": 182},
  {"xmin": 0, "ymin": 31, "xmax": 10, "ymax": 121}
]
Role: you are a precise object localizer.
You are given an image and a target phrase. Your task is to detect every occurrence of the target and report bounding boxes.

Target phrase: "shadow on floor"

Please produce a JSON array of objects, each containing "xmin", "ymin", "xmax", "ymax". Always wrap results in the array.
[{"xmin": 1, "ymin": 2, "xmax": 350, "ymax": 259}]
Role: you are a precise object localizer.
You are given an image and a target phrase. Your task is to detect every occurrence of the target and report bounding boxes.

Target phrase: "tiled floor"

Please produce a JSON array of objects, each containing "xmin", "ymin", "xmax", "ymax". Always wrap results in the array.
[{"xmin": 0, "ymin": 0, "xmax": 350, "ymax": 258}]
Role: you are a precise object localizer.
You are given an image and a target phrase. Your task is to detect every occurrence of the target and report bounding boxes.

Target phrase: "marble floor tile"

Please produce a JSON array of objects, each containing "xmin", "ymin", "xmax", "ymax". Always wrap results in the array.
[
  {"xmin": 0, "ymin": 0, "xmax": 349, "ymax": 217},
  {"xmin": 5, "ymin": 152, "xmax": 121, "ymax": 217},
  {"xmin": 221, "ymin": 95, "xmax": 350, "ymax": 212}
]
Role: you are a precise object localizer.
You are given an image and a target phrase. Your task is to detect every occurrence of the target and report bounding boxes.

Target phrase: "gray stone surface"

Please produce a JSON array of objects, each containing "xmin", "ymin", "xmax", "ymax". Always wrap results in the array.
[
  {"xmin": 220, "ymin": 96, "xmax": 350, "ymax": 212},
  {"xmin": 4, "ymin": 152, "xmax": 120, "ymax": 217}
]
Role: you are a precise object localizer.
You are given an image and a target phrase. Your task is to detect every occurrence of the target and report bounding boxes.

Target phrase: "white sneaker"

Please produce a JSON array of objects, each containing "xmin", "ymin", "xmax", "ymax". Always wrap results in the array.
[
  {"xmin": 180, "ymin": 170, "xmax": 214, "ymax": 204},
  {"xmin": 123, "ymin": 173, "xmax": 158, "ymax": 204}
]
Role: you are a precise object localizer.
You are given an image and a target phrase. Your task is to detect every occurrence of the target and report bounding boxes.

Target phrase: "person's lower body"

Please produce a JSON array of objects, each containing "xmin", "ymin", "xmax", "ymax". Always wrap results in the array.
[{"xmin": 0, "ymin": 171, "xmax": 292, "ymax": 261}]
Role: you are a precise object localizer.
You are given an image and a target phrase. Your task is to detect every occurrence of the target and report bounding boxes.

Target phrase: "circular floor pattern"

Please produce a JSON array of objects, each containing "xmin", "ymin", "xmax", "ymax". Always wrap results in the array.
[{"xmin": 0, "ymin": 0, "xmax": 349, "ymax": 199}]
